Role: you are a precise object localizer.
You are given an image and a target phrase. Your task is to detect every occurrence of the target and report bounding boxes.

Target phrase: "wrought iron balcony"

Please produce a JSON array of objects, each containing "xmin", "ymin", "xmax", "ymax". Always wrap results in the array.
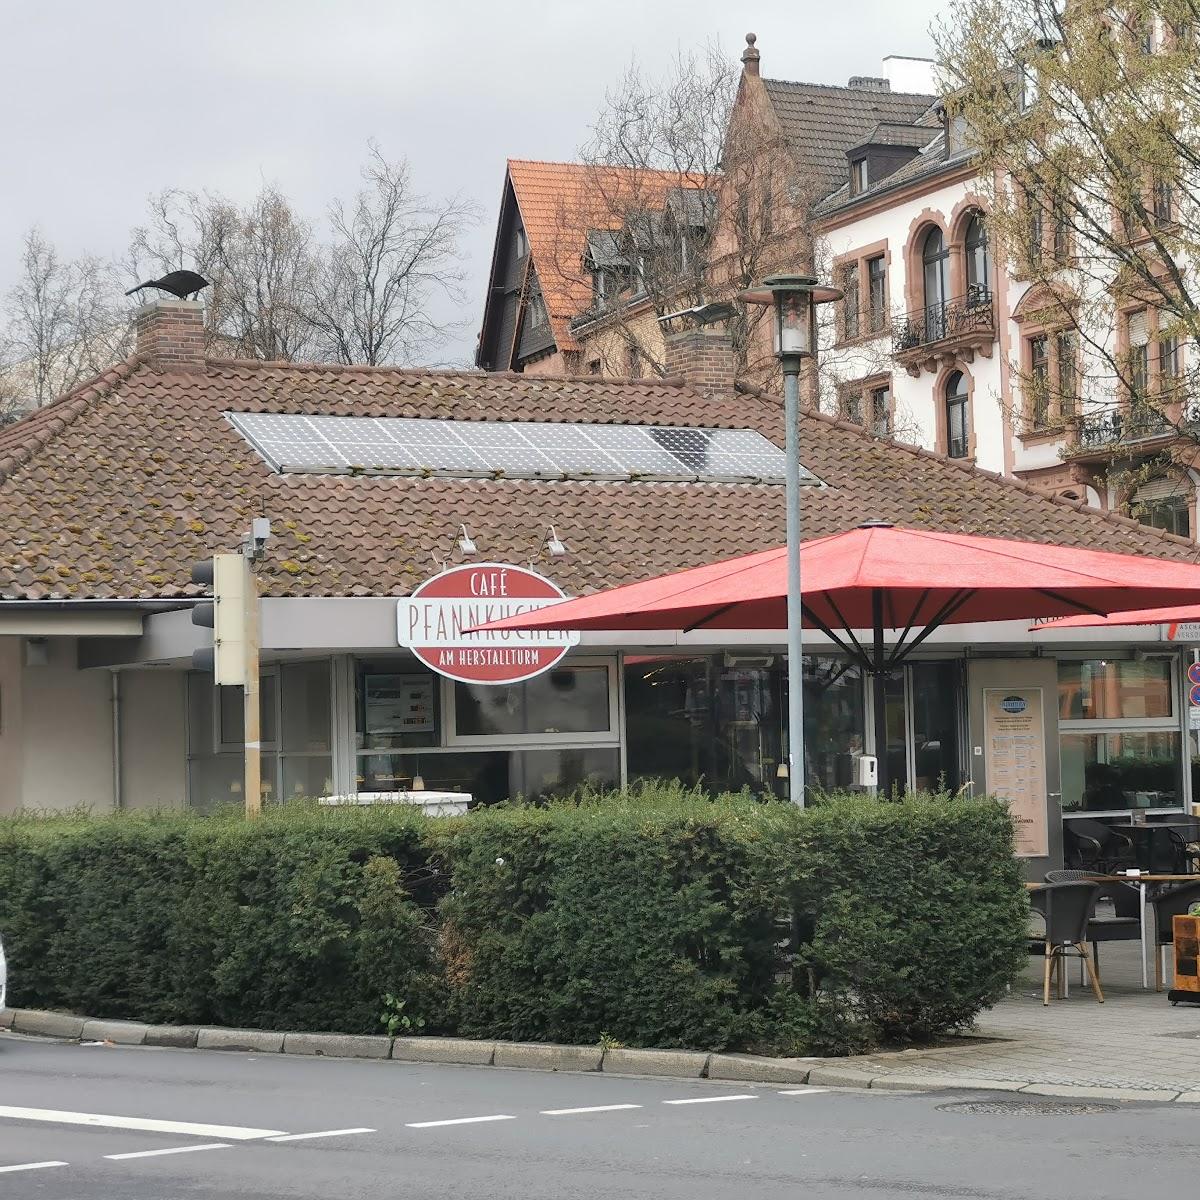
[
  {"xmin": 892, "ymin": 289, "xmax": 997, "ymax": 372},
  {"xmin": 1070, "ymin": 399, "xmax": 1200, "ymax": 454}
]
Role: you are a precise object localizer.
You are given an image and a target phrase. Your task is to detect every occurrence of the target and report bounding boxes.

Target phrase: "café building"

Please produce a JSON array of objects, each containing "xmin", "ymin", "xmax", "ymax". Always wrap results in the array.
[{"xmin": 0, "ymin": 300, "xmax": 1197, "ymax": 874}]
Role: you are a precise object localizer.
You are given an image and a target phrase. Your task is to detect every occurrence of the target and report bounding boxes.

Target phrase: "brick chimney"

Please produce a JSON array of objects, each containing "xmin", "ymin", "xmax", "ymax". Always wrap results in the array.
[
  {"xmin": 134, "ymin": 299, "xmax": 206, "ymax": 373},
  {"xmin": 660, "ymin": 315, "xmax": 737, "ymax": 397},
  {"xmin": 741, "ymin": 32, "xmax": 760, "ymax": 77}
]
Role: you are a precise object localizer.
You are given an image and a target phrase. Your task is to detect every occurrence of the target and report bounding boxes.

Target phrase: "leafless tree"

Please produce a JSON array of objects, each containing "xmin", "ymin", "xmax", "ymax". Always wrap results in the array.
[
  {"xmin": 127, "ymin": 185, "xmax": 318, "ymax": 361},
  {"xmin": 0, "ymin": 229, "xmax": 129, "ymax": 412},
  {"xmin": 305, "ymin": 143, "xmax": 480, "ymax": 365}
]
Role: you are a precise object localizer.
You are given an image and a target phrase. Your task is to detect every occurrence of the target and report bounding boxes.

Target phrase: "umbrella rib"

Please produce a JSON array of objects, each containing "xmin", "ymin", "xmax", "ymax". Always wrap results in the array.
[
  {"xmin": 888, "ymin": 589, "xmax": 976, "ymax": 667},
  {"xmin": 682, "ymin": 601, "xmax": 739, "ymax": 632},
  {"xmin": 1034, "ymin": 588, "xmax": 1109, "ymax": 618},
  {"xmin": 801, "ymin": 601, "xmax": 869, "ymax": 669},
  {"xmin": 821, "ymin": 594, "xmax": 872, "ymax": 665},
  {"xmin": 891, "ymin": 588, "xmax": 931, "ymax": 659}
]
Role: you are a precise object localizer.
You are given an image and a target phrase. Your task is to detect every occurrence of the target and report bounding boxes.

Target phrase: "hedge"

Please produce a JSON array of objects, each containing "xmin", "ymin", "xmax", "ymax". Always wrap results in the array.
[{"xmin": 0, "ymin": 787, "xmax": 1029, "ymax": 1054}]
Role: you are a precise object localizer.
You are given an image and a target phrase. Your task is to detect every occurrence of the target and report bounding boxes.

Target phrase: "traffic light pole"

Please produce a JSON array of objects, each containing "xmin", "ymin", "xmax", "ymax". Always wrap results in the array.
[{"xmin": 242, "ymin": 561, "xmax": 261, "ymax": 819}]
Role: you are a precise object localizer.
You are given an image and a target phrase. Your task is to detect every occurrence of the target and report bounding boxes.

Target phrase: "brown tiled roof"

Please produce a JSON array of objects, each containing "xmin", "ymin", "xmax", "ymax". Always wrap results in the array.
[
  {"xmin": 760, "ymin": 79, "xmax": 936, "ymax": 200},
  {"xmin": 506, "ymin": 160, "xmax": 709, "ymax": 353},
  {"xmin": 0, "ymin": 356, "xmax": 1196, "ymax": 602}
]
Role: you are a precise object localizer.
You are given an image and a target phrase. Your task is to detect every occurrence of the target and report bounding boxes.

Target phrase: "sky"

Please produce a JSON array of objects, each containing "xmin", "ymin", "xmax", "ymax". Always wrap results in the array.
[{"xmin": 0, "ymin": 0, "xmax": 945, "ymax": 366}]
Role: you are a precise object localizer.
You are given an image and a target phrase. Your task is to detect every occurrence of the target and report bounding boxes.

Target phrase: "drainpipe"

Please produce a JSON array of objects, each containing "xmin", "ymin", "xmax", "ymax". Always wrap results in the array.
[{"xmin": 110, "ymin": 670, "xmax": 122, "ymax": 809}]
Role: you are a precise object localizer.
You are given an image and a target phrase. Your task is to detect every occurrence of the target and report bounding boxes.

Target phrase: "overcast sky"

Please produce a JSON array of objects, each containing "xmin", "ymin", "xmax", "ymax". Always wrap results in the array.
[{"xmin": 1, "ymin": 0, "xmax": 944, "ymax": 366}]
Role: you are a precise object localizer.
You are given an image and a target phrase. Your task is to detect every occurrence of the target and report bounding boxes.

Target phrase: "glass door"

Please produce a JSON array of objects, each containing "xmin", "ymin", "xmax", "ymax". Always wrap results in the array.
[{"xmin": 871, "ymin": 662, "xmax": 963, "ymax": 794}]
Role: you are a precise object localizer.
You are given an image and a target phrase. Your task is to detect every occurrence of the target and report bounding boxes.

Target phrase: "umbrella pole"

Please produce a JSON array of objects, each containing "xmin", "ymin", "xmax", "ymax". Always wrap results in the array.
[{"xmin": 872, "ymin": 589, "xmax": 890, "ymax": 798}]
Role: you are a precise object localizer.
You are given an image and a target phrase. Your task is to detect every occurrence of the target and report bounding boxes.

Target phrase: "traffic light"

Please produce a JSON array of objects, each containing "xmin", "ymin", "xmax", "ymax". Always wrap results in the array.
[{"xmin": 190, "ymin": 553, "xmax": 248, "ymax": 685}]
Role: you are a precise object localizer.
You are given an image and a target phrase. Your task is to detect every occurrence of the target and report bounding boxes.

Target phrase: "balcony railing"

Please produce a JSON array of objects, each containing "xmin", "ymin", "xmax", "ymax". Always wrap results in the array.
[
  {"xmin": 1072, "ymin": 400, "xmax": 1200, "ymax": 450},
  {"xmin": 892, "ymin": 289, "xmax": 995, "ymax": 355}
]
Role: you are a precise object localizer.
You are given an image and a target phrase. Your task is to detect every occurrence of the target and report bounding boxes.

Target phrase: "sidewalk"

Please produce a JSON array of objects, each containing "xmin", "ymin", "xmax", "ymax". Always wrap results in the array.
[{"xmin": 855, "ymin": 941, "xmax": 1200, "ymax": 1101}]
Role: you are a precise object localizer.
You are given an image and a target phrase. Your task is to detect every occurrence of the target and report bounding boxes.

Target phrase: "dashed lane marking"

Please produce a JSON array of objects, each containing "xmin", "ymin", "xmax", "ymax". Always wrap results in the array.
[
  {"xmin": 406, "ymin": 1114, "xmax": 517, "ymax": 1128},
  {"xmin": 540, "ymin": 1104, "xmax": 643, "ymax": 1116},
  {"xmin": 105, "ymin": 1143, "xmax": 233, "ymax": 1161},
  {"xmin": 0, "ymin": 1105, "xmax": 285, "ymax": 1140},
  {"xmin": 266, "ymin": 1128, "xmax": 376, "ymax": 1142},
  {"xmin": 0, "ymin": 1161, "xmax": 69, "ymax": 1175},
  {"xmin": 662, "ymin": 1094, "xmax": 758, "ymax": 1105}
]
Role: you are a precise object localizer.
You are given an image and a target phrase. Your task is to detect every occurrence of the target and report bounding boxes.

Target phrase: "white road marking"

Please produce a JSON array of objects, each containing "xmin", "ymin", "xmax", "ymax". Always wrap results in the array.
[
  {"xmin": 663, "ymin": 1094, "xmax": 758, "ymax": 1105},
  {"xmin": 0, "ymin": 1105, "xmax": 286, "ymax": 1141},
  {"xmin": 779, "ymin": 1087, "xmax": 829, "ymax": 1096},
  {"xmin": 540, "ymin": 1104, "xmax": 643, "ymax": 1116},
  {"xmin": 105, "ymin": 1143, "xmax": 233, "ymax": 1161},
  {"xmin": 406, "ymin": 1114, "xmax": 516, "ymax": 1128},
  {"xmin": 0, "ymin": 1161, "xmax": 68, "ymax": 1175},
  {"xmin": 266, "ymin": 1128, "xmax": 376, "ymax": 1142}
]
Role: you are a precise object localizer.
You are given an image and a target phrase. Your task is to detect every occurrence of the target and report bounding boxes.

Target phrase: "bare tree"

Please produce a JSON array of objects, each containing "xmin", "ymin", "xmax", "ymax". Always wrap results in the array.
[
  {"xmin": 305, "ymin": 143, "xmax": 480, "ymax": 365},
  {"xmin": 128, "ymin": 185, "xmax": 318, "ymax": 362},
  {"xmin": 937, "ymin": 0, "xmax": 1200, "ymax": 516},
  {"xmin": 0, "ymin": 229, "xmax": 129, "ymax": 411}
]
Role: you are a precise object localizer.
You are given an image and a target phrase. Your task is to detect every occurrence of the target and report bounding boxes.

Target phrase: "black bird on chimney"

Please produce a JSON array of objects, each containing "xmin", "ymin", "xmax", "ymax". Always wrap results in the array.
[{"xmin": 125, "ymin": 270, "xmax": 210, "ymax": 301}]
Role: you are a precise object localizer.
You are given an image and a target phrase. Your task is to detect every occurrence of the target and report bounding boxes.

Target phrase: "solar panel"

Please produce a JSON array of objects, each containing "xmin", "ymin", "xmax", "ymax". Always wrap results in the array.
[{"xmin": 226, "ymin": 413, "xmax": 815, "ymax": 486}]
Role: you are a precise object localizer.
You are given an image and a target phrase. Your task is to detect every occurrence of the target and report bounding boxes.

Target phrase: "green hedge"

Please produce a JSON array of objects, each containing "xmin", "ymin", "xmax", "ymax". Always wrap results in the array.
[{"xmin": 0, "ymin": 788, "xmax": 1029, "ymax": 1053}]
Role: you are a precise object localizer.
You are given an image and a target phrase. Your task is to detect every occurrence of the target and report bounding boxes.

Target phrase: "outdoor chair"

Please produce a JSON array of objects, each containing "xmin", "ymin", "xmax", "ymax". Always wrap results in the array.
[
  {"xmin": 1150, "ymin": 879, "xmax": 1200, "ymax": 992},
  {"xmin": 1028, "ymin": 882, "xmax": 1105, "ymax": 1005},
  {"xmin": 1063, "ymin": 819, "xmax": 1135, "ymax": 874},
  {"xmin": 1128, "ymin": 826, "xmax": 1191, "ymax": 876},
  {"xmin": 1045, "ymin": 870, "xmax": 1141, "ymax": 983}
]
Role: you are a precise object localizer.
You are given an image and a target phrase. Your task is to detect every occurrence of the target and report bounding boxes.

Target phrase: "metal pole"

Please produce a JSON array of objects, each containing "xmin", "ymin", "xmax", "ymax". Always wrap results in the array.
[
  {"xmin": 243, "ymin": 556, "xmax": 262, "ymax": 818},
  {"xmin": 783, "ymin": 355, "xmax": 805, "ymax": 806},
  {"xmin": 872, "ymin": 588, "xmax": 889, "ymax": 798}
]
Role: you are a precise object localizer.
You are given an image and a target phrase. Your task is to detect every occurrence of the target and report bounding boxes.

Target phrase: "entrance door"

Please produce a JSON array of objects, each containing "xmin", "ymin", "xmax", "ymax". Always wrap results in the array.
[{"xmin": 874, "ymin": 662, "xmax": 963, "ymax": 793}]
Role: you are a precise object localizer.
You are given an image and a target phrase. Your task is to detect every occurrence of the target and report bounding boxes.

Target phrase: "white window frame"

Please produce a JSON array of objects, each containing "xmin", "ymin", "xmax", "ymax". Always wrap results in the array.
[{"xmin": 443, "ymin": 655, "xmax": 621, "ymax": 748}]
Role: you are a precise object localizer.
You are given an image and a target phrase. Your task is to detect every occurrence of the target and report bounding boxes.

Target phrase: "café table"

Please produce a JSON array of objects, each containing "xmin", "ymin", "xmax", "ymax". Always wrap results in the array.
[{"xmin": 1028, "ymin": 874, "xmax": 1197, "ymax": 989}]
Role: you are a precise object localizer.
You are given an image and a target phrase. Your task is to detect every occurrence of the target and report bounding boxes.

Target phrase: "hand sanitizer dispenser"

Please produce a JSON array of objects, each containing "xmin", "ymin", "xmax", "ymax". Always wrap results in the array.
[{"xmin": 855, "ymin": 755, "xmax": 879, "ymax": 788}]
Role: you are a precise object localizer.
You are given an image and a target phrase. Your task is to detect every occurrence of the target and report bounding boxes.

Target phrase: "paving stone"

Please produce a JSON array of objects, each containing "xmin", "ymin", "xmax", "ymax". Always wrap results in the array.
[
  {"xmin": 1175, "ymin": 1091, "xmax": 1200, "ymax": 1103},
  {"xmin": 601, "ymin": 1048, "xmax": 711, "ymax": 1078},
  {"xmin": 144, "ymin": 1025, "xmax": 200, "ymax": 1049},
  {"xmin": 494, "ymin": 1042, "xmax": 603, "ymax": 1072},
  {"xmin": 805, "ymin": 1066, "xmax": 878, "ymax": 1089},
  {"xmin": 80, "ymin": 1019, "xmax": 149, "ymax": 1045},
  {"xmin": 282, "ymin": 1032, "xmax": 392, "ymax": 1060},
  {"xmin": 12, "ymin": 1009, "xmax": 86, "ymax": 1039},
  {"xmin": 196, "ymin": 1027, "xmax": 284, "ymax": 1053},
  {"xmin": 1020, "ymin": 1083, "xmax": 1181, "ymax": 1103},
  {"xmin": 391, "ymin": 1037, "xmax": 496, "ymax": 1066},
  {"xmin": 706, "ymin": 1054, "xmax": 813, "ymax": 1084}
]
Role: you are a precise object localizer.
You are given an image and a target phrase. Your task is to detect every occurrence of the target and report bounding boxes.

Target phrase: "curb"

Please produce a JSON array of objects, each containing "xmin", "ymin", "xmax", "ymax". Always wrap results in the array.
[{"xmin": 0, "ymin": 1007, "xmax": 1187, "ymax": 1103}]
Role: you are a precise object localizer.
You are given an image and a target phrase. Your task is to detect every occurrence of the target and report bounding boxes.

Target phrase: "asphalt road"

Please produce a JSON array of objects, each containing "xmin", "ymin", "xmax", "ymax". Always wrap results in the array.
[{"xmin": 1, "ymin": 1030, "xmax": 1197, "ymax": 1199}]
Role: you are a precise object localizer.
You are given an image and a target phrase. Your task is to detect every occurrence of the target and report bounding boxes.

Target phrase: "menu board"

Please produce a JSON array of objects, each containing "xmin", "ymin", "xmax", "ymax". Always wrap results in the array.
[
  {"xmin": 364, "ymin": 674, "xmax": 435, "ymax": 736},
  {"xmin": 983, "ymin": 687, "xmax": 1049, "ymax": 858}
]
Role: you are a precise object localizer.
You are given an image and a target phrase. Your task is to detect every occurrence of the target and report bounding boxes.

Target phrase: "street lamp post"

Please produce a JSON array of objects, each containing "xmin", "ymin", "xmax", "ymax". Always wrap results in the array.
[{"xmin": 741, "ymin": 275, "xmax": 841, "ymax": 806}]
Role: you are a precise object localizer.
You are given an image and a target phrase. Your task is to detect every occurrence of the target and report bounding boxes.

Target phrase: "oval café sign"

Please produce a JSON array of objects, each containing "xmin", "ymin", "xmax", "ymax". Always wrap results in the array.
[{"xmin": 395, "ymin": 563, "xmax": 580, "ymax": 685}]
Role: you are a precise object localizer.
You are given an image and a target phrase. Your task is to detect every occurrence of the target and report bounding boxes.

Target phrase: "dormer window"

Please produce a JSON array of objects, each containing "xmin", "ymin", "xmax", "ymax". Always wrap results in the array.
[{"xmin": 851, "ymin": 158, "xmax": 869, "ymax": 195}]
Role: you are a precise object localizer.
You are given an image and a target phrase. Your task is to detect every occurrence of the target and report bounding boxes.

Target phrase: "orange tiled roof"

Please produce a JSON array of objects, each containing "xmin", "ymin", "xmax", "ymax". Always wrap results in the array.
[
  {"xmin": 506, "ymin": 159, "xmax": 709, "ymax": 352},
  {"xmin": 0, "ymin": 355, "xmax": 1196, "ymax": 602}
]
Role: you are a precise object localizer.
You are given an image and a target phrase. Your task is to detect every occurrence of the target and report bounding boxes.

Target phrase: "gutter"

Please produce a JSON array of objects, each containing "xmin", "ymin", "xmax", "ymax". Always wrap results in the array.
[{"xmin": 0, "ymin": 600, "xmax": 192, "ymax": 612}]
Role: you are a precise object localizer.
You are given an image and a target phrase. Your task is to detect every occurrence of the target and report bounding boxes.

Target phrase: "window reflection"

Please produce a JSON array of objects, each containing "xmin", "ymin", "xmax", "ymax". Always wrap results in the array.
[{"xmin": 1058, "ymin": 660, "xmax": 1173, "ymax": 720}]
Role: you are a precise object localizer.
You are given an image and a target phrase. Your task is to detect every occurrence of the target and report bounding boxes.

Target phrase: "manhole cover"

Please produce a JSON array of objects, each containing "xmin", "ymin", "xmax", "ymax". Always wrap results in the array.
[{"xmin": 938, "ymin": 1100, "xmax": 1115, "ymax": 1116}]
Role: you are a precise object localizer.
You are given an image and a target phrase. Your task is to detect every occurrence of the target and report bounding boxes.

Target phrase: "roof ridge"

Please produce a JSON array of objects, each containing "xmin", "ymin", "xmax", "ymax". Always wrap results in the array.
[
  {"xmin": 735, "ymin": 381, "xmax": 1200, "ymax": 558},
  {"xmin": 761, "ymin": 77, "xmax": 937, "ymax": 99},
  {"xmin": 0, "ymin": 352, "xmax": 144, "ymax": 485},
  {"xmin": 209, "ymin": 358, "xmax": 486, "ymax": 376}
]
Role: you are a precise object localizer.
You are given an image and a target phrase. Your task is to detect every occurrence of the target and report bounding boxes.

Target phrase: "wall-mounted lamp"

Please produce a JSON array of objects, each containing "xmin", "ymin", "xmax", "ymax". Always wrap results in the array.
[
  {"xmin": 545, "ymin": 525, "xmax": 567, "ymax": 556},
  {"xmin": 457, "ymin": 524, "xmax": 478, "ymax": 556}
]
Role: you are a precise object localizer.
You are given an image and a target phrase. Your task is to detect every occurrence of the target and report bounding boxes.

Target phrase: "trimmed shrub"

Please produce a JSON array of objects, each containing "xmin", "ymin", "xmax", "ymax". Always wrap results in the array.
[{"xmin": 0, "ymin": 787, "xmax": 1028, "ymax": 1053}]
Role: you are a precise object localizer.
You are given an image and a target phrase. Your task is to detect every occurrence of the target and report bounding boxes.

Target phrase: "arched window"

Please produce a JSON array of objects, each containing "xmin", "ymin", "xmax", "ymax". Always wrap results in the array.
[
  {"xmin": 922, "ymin": 227, "xmax": 949, "ymax": 338},
  {"xmin": 964, "ymin": 213, "xmax": 990, "ymax": 301},
  {"xmin": 945, "ymin": 370, "xmax": 969, "ymax": 458}
]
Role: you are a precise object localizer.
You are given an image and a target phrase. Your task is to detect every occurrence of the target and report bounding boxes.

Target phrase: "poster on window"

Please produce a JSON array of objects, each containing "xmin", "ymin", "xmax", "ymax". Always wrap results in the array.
[
  {"xmin": 365, "ymin": 674, "xmax": 435, "ymax": 736},
  {"xmin": 983, "ymin": 688, "xmax": 1049, "ymax": 858}
]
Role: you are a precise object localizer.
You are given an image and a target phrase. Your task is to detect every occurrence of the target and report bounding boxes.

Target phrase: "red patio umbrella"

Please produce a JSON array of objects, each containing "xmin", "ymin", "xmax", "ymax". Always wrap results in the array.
[
  {"xmin": 1033, "ymin": 604, "xmax": 1200, "ymax": 631},
  {"xmin": 477, "ymin": 522, "xmax": 1200, "ymax": 794}
]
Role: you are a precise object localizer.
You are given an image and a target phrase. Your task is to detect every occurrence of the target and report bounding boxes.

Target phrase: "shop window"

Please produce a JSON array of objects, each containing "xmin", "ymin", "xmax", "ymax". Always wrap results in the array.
[
  {"xmin": 452, "ymin": 664, "xmax": 613, "ymax": 739},
  {"xmin": 356, "ymin": 664, "xmax": 439, "ymax": 750},
  {"xmin": 1058, "ymin": 658, "xmax": 1173, "ymax": 721}
]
